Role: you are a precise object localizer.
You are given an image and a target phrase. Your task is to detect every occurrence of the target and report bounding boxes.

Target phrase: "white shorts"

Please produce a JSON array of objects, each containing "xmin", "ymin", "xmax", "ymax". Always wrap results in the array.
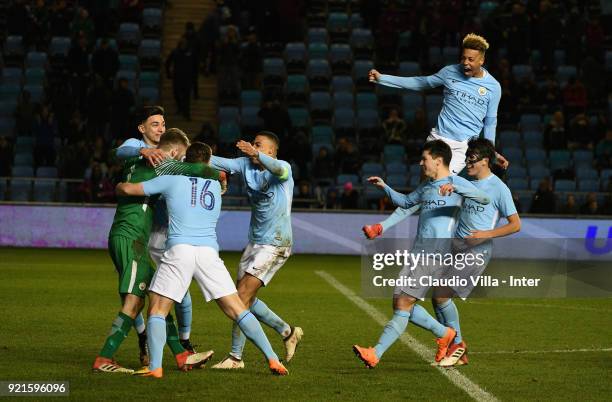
[
  {"xmin": 148, "ymin": 227, "xmax": 168, "ymax": 268},
  {"xmin": 150, "ymin": 244, "xmax": 237, "ymax": 303},
  {"xmin": 427, "ymin": 129, "xmax": 469, "ymax": 175},
  {"xmin": 238, "ymin": 243, "xmax": 291, "ymax": 286}
]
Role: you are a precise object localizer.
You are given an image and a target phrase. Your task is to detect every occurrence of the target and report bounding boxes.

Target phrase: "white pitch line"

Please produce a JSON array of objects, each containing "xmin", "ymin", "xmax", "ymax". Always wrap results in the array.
[
  {"xmin": 315, "ymin": 270, "xmax": 498, "ymax": 402},
  {"xmin": 471, "ymin": 347, "xmax": 612, "ymax": 355}
]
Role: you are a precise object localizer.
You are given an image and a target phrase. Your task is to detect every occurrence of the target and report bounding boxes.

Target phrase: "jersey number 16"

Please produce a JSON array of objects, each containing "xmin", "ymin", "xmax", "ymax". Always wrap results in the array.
[{"xmin": 189, "ymin": 178, "xmax": 215, "ymax": 210}]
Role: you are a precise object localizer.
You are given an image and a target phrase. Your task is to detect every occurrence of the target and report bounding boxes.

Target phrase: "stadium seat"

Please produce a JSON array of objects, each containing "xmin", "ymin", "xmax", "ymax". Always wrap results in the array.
[
  {"xmin": 312, "ymin": 125, "xmax": 334, "ymax": 144},
  {"xmin": 4, "ymin": 36, "xmax": 24, "ymax": 65},
  {"xmin": 556, "ymin": 65, "xmax": 577, "ymax": 85},
  {"xmin": 241, "ymin": 106, "xmax": 262, "ymax": 130},
  {"xmin": 332, "ymin": 91, "xmax": 353, "ymax": 109},
  {"xmin": 285, "ymin": 43, "xmax": 307, "ymax": 74},
  {"xmin": 119, "ymin": 54, "xmax": 139, "ymax": 72},
  {"xmin": 138, "ymin": 87, "xmax": 159, "ymax": 103},
  {"xmin": 241, "ymin": 90, "xmax": 262, "ymax": 108},
  {"xmin": 23, "ymin": 84, "xmax": 44, "ymax": 103},
  {"xmin": 263, "ymin": 58, "xmax": 286, "ymax": 86},
  {"xmin": 307, "ymin": 59, "xmax": 331, "ymax": 90},
  {"xmin": 385, "ymin": 161, "xmax": 407, "ymax": 175},
  {"xmin": 219, "ymin": 122, "xmax": 240, "ymax": 144},
  {"xmin": 361, "ymin": 162, "xmax": 384, "ymax": 177},
  {"xmin": 503, "ymin": 147, "xmax": 523, "ymax": 164},
  {"xmin": 442, "ymin": 47, "xmax": 459, "ymax": 65},
  {"xmin": 139, "ymin": 72, "xmax": 160, "ymax": 89},
  {"xmin": 522, "ymin": 130, "xmax": 543, "ymax": 148},
  {"xmin": 0, "ymin": 100, "xmax": 17, "ymax": 118},
  {"xmin": 479, "ymin": 1, "xmax": 498, "ymax": 17},
  {"xmin": 528, "ymin": 165, "xmax": 550, "ymax": 180},
  {"xmin": 333, "ymin": 108, "xmax": 355, "ymax": 134},
  {"xmin": 336, "ymin": 174, "xmax": 358, "ymax": 187},
  {"xmin": 307, "ymin": 28, "xmax": 328, "ymax": 44},
  {"xmin": 0, "ymin": 178, "xmax": 6, "ymax": 200},
  {"xmin": 312, "ymin": 142, "xmax": 333, "ymax": 158},
  {"xmin": 525, "ymin": 149, "xmax": 547, "ymax": 163},
  {"xmin": 386, "ymin": 174, "xmax": 406, "ymax": 188},
  {"xmin": 409, "ymin": 174, "xmax": 422, "ymax": 188},
  {"xmin": 356, "ymin": 109, "xmax": 379, "ymax": 134},
  {"xmin": 14, "ymin": 153, "xmax": 33, "ymax": 167},
  {"xmin": 529, "ymin": 178, "xmax": 543, "ymax": 190},
  {"xmin": 499, "ymin": 131, "xmax": 521, "ymax": 149},
  {"xmin": 115, "ymin": 70, "xmax": 137, "ymax": 92},
  {"xmin": 33, "ymin": 180, "xmax": 56, "ymax": 202},
  {"xmin": 383, "ymin": 145, "xmax": 405, "ymax": 163},
  {"xmin": 310, "ymin": 92, "xmax": 332, "ymax": 122},
  {"xmin": 549, "ymin": 150, "xmax": 571, "ymax": 170},
  {"xmin": 600, "ymin": 169, "xmax": 612, "ymax": 184},
  {"xmin": 0, "ymin": 117, "xmax": 15, "ymax": 136},
  {"xmin": 9, "ymin": 179, "xmax": 31, "ymax": 201},
  {"xmin": 409, "ymin": 163, "xmax": 421, "ymax": 176},
  {"xmin": 350, "ymin": 28, "xmax": 374, "ymax": 58},
  {"xmin": 572, "ymin": 150, "xmax": 593, "ymax": 168},
  {"xmin": 1, "ymin": 67, "xmax": 22, "ymax": 86},
  {"xmin": 117, "ymin": 23, "xmax": 142, "ymax": 52},
  {"xmin": 507, "ymin": 166, "xmax": 527, "ymax": 179},
  {"xmin": 512, "ymin": 65, "xmax": 533, "ymax": 80},
  {"xmin": 428, "ymin": 47, "xmax": 442, "ymax": 68},
  {"xmin": 142, "ymin": 8, "xmax": 163, "ymax": 37},
  {"xmin": 288, "ymin": 107, "xmax": 309, "ymax": 128},
  {"xmin": 399, "ymin": 61, "xmax": 421, "ymax": 77},
  {"xmin": 352, "ymin": 60, "xmax": 374, "ymax": 89},
  {"xmin": 554, "ymin": 49, "xmax": 566, "ymax": 65},
  {"xmin": 519, "ymin": 114, "xmax": 541, "ymax": 131},
  {"xmin": 330, "ymin": 44, "xmax": 353, "ymax": 74},
  {"xmin": 25, "ymin": 52, "xmax": 48, "ymax": 68},
  {"xmin": 554, "ymin": 179, "xmax": 575, "ymax": 192},
  {"xmin": 508, "ymin": 178, "xmax": 529, "ymax": 191},
  {"xmin": 356, "ymin": 93, "xmax": 377, "ymax": 110},
  {"xmin": 576, "ymin": 167, "xmax": 598, "ymax": 180},
  {"xmin": 0, "ymin": 83, "xmax": 21, "ymax": 101},
  {"xmin": 577, "ymin": 179, "xmax": 599, "ymax": 192},
  {"xmin": 308, "ymin": 42, "xmax": 328, "ymax": 59},
  {"xmin": 349, "ymin": 13, "xmax": 363, "ymax": 29},
  {"xmin": 139, "ymin": 39, "xmax": 161, "ymax": 69},
  {"xmin": 425, "ymin": 94, "xmax": 443, "ymax": 114},
  {"xmin": 36, "ymin": 166, "xmax": 58, "ymax": 178},
  {"xmin": 402, "ymin": 92, "xmax": 423, "ymax": 112},
  {"xmin": 218, "ymin": 106, "xmax": 240, "ymax": 125},
  {"xmin": 286, "ymin": 74, "xmax": 309, "ymax": 105},
  {"xmin": 327, "ymin": 12, "xmax": 350, "ymax": 41},
  {"xmin": 331, "ymin": 75, "xmax": 354, "ymax": 94},
  {"xmin": 49, "ymin": 37, "xmax": 71, "ymax": 64}
]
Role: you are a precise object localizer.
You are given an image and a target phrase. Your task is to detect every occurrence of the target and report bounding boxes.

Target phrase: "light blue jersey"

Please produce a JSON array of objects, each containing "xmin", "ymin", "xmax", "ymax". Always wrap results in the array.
[
  {"xmin": 142, "ymin": 175, "xmax": 222, "ymax": 250},
  {"xmin": 210, "ymin": 154, "xmax": 293, "ymax": 247},
  {"xmin": 455, "ymin": 173, "xmax": 517, "ymax": 239},
  {"xmin": 383, "ymin": 175, "xmax": 490, "ymax": 239},
  {"xmin": 378, "ymin": 64, "xmax": 501, "ymax": 142}
]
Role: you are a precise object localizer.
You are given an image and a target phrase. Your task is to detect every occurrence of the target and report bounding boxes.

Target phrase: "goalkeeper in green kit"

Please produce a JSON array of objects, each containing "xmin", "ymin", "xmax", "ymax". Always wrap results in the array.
[{"xmin": 92, "ymin": 128, "xmax": 226, "ymax": 373}]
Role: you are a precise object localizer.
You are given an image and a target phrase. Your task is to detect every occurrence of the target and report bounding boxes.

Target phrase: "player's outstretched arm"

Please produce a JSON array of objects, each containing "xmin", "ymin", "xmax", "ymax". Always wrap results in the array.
[
  {"xmin": 468, "ymin": 213, "xmax": 521, "ymax": 239},
  {"xmin": 236, "ymin": 140, "xmax": 289, "ymax": 179},
  {"xmin": 381, "ymin": 204, "xmax": 421, "ymax": 232},
  {"xmin": 113, "ymin": 138, "xmax": 166, "ymax": 166},
  {"xmin": 367, "ymin": 176, "xmax": 420, "ymax": 209},
  {"xmin": 116, "ymin": 182, "xmax": 145, "ymax": 196},
  {"xmin": 369, "ymin": 67, "xmax": 445, "ymax": 91},
  {"xmin": 441, "ymin": 177, "xmax": 491, "ymax": 205}
]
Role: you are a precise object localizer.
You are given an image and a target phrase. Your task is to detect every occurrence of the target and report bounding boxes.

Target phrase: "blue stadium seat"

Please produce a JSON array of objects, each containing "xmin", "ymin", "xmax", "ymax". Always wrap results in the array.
[
  {"xmin": 356, "ymin": 109, "xmax": 379, "ymax": 131},
  {"xmin": 332, "ymin": 91, "xmax": 353, "ymax": 109},
  {"xmin": 33, "ymin": 180, "xmax": 56, "ymax": 202},
  {"xmin": 522, "ymin": 130, "xmax": 543, "ymax": 147},
  {"xmin": 218, "ymin": 106, "xmax": 240, "ymax": 124},
  {"xmin": 386, "ymin": 174, "xmax": 406, "ymax": 188},
  {"xmin": 0, "ymin": 100, "xmax": 17, "ymax": 118},
  {"xmin": 308, "ymin": 28, "xmax": 328, "ymax": 44},
  {"xmin": 310, "ymin": 92, "xmax": 332, "ymax": 122},
  {"xmin": 512, "ymin": 64, "xmax": 533, "ymax": 80},
  {"xmin": 384, "ymin": 145, "xmax": 405, "ymax": 163},
  {"xmin": 352, "ymin": 60, "xmax": 374, "ymax": 89},
  {"xmin": 138, "ymin": 87, "xmax": 159, "ymax": 103},
  {"xmin": 4, "ymin": 36, "xmax": 24, "ymax": 63},
  {"xmin": 402, "ymin": 92, "xmax": 423, "ymax": 111},
  {"xmin": 549, "ymin": 150, "xmax": 571, "ymax": 170},
  {"xmin": 518, "ymin": 191, "xmax": 532, "ymax": 212},
  {"xmin": 385, "ymin": 162, "xmax": 407, "ymax": 176},
  {"xmin": 241, "ymin": 90, "xmax": 262, "ymax": 108},
  {"xmin": 0, "ymin": 117, "xmax": 15, "ymax": 136},
  {"xmin": 397, "ymin": 31, "xmax": 412, "ymax": 57},
  {"xmin": 479, "ymin": 1, "xmax": 499, "ymax": 16},
  {"xmin": 350, "ymin": 28, "xmax": 374, "ymax": 52},
  {"xmin": 139, "ymin": 72, "xmax": 160, "ymax": 89},
  {"xmin": 333, "ymin": 108, "xmax": 355, "ymax": 131},
  {"xmin": 356, "ymin": 93, "xmax": 377, "ymax": 110},
  {"xmin": 1, "ymin": 68, "xmax": 22, "ymax": 85},
  {"xmin": 9, "ymin": 179, "xmax": 31, "ymax": 201},
  {"xmin": 241, "ymin": 106, "xmax": 262, "ymax": 129},
  {"xmin": 409, "ymin": 163, "xmax": 421, "ymax": 176},
  {"xmin": 529, "ymin": 178, "xmax": 543, "ymax": 190},
  {"xmin": 601, "ymin": 169, "xmax": 612, "ymax": 184},
  {"xmin": 119, "ymin": 54, "xmax": 139, "ymax": 72},
  {"xmin": 361, "ymin": 162, "xmax": 384, "ymax": 176},
  {"xmin": 519, "ymin": 114, "xmax": 541, "ymax": 130},
  {"xmin": 142, "ymin": 8, "xmax": 162, "ymax": 36},
  {"xmin": 577, "ymin": 179, "xmax": 599, "ymax": 192},
  {"xmin": 503, "ymin": 147, "xmax": 523, "ymax": 163},
  {"xmin": 508, "ymin": 178, "xmax": 528, "ymax": 191},
  {"xmin": 349, "ymin": 13, "xmax": 363, "ymax": 29},
  {"xmin": 285, "ymin": 43, "xmax": 307, "ymax": 72},
  {"xmin": 554, "ymin": 179, "xmax": 576, "ymax": 192},
  {"xmin": 442, "ymin": 47, "xmax": 459, "ymax": 65},
  {"xmin": 0, "ymin": 83, "xmax": 21, "ymax": 101},
  {"xmin": 14, "ymin": 153, "xmax": 33, "ymax": 166},
  {"xmin": 312, "ymin": 125, "xmax": 334, "ymax": 144},
  {"xmin": 307, "ymin": 59, "xmax": 331, "ymax": 89},
  {"xmin": 12, "ymin": 166, "xmax": 34, "ymax": 177},
  {"xmin": 331, "ymin": 75, "xmax": 354, "ymax": 94},
  {"xmin": 425, "ymin": 94, "xmax": 443, "ymax": 113},
  {"xmin": 409, "ymin": 174, "xmax": 422, "ymax": 188},
  {"xmin": 572, "ymin": 150, "xmax": 593, "ymax": 167},
  {"xmin": 507, "ymin": 166, "xmax": 527, "ymax": 179},
  {"xmin": 308, "ymin": 42, "xmax": 328, "ymax": 60},
  {"xmin": 336, "ymin": 173, "xmax": 358, "ymax": 186},
  {"xmin": 428, "ymin": 47, "xmax": 442, "ymax": 67},
  {"xmin": 312, "ymin": 142, "xmax": 333, "ymax": 158},
  {"xmin": 576, "ymin": 167, "xmax": 598, "ymax": 180},
  {"xmin": 219, "ymin": 122, "xmax": 240, "ymax": 144},
  {"xmin": 285, "ymin": 74, "xmax": 308, "ymax": 104},
  {"xmin": 138, "ymin": 39, "xmax": 161, "ymax": 68},
  {"xmin": 327, "ymin": 12, "xmax": 349, "ymax": 31},
  {"xmin": 263, "ymin": 58, "xmax": 286, "ymax": 84},
  {"xmin": 525, "ymin": 148, "xmax": 547, "ymax": 163},
  {"xmin": 556, "ymin": 65, "xmax": 577, "ymax": 84},
  {"xmin": 117, "ymin": 23, "xmax": 142, "ymax": 51},
  {"xmin": 288, "ymin": 107, "xmax": 309, "ymax": 128},
  {"xmin": 399, "ymin": 61, "xmax": 421, "ymax": 76},
  {"xmin": 499, "ymin": 130, "xmax": 521, "ymax": 148},
  {"xmin": 49, "ymin": 37, "xmax": 71, "ymax": 58},
  {"xmin": 115, "ymin": 70, "xmax": 137, "ymax": 92},
  {"xmin": 0, "ymin": 178, "xmax": 6, "ymax": 200},
  {"xmin": 23, "ymin": 84, "xmax": 43, "ymax": 102},
  {"xmin": 528, "ymin": 165, "xmax": 550, "ymax": 180},
  {"xmin": 330, "ymin": 44, "xmax": 353, "ymax": 73},
  {"xmin": 25, "ymin": 52, "xmax": 48, "ymax": 68},
  {"xmin": 36, "ymin": 166, "xmax": 58, "ymax": 178},
  {"xmin": 554, "ymin": 49, "xmax": 566, "ymax": 65}
]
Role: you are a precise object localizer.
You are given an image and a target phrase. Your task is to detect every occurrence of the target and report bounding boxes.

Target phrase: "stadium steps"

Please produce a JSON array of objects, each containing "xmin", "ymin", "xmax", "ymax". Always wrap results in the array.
[{"xmin": 160, "ymin": 0, "xmax": 217, "ymax": 138}]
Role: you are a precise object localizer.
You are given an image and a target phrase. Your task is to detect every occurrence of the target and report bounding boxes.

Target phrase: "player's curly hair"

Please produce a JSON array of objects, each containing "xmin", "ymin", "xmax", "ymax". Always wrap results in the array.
[
  {"xmin": 462, "ymin": 33, "xmax": 489, "ymax": 53},
  {"xmin": 185, "ymin": 142, "xmax": 212, "ymax": 163}
]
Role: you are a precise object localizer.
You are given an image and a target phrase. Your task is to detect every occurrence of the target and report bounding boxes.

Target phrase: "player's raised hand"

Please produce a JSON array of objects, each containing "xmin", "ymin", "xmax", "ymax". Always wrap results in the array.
[
  {"xmin": 236, "ymin": 140, "xmax": 258, "ymax": 157},
  {"xmin": 140, "ymin": 148, "xmax": 166, "ymax": 166},
  {"xmin": 495, "ymin": 152, "xmax": 509, "ymax": 169},
  {"xmin": 439, "ymin": 183, "xmax": 455, "ymax": 196},
  {"xmin": 367, "ymin": 176, "xmax": 386, "ymax": 189},
  {"xmin": 368, "ymin": 69, "xmax": 381, "ymax": 83},
  {"xmin": 219, "ymin": 171, "xmax": 228, "ymax": 195}
]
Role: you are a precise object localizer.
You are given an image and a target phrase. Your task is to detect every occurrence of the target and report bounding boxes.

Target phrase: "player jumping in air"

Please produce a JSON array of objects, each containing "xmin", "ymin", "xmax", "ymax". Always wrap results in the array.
[
  {"xmin": 365, "ymin": 33, "xmax": 507, "ymax": 240},
  {"xmin": 92, "ymin": 129, "xmax": 221, "ymax": 374},
  {"xmin": 366, "ymin": 139, "xmax": 521, "ymax": 367},
  {"xmin": 208, "ymin": 132, "xmax": 303, "ymax": 370},
  {"xmin": 117, "ymin": 142, "xmax": 288, "ymax": 377},
  {"xmin": 353, "ymin": 140, "xmax": 491, "ymax": 368}
]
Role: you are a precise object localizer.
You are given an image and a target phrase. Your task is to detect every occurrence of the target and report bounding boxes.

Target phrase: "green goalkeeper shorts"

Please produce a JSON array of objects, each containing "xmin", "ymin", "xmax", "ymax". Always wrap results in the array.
[{"xmin": 108, "ymin": 235, "xmax": 154, "ymax": 298}]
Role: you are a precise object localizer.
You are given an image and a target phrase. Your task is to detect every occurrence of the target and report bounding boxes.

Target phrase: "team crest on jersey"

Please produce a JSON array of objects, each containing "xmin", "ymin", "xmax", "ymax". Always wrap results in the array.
[
  {"xmin": 478, "ymin": 87, "xmax": 487, "ymax": 96},
  {"xmin": 139, "ymin": 282, "xmax": 146, "ymax": 291}
]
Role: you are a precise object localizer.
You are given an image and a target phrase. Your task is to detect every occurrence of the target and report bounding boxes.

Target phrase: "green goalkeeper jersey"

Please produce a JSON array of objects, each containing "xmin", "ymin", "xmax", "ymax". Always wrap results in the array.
[{"xmin": 109, "ymin": 157, "xmax": 220, "ymax": 242}]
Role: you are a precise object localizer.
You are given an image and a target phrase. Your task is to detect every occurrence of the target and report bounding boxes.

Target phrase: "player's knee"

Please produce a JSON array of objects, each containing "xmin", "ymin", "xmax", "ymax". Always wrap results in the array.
[
  {"xmin": 433, "ymin": 296, "xmax": 450, "ymax": 306},
  {"xmin": 393, "ymin": 295, "xmax": 416, "ymax": 311},
  {"xmin": 122, "ymin": 294, "xmax": 144, "ymax": 318}
]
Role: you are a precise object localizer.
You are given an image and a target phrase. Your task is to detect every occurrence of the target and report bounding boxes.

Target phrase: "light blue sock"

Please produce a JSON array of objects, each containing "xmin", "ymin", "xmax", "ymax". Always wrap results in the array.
[
  {"xmin": 230, "ymin": 321, "xmax": 246, "ymax": 359},
  {"xmin": 147, "ymin": 315, "xmax": 167, "ymax": 371},
  {"xmin": 175, "ymin": 291, "xmax": 193, "ymax": 340},
  {"xmin": 374, "ymin": 310, "xmax": 410, "ymax": 359},
  {"xmin": 133, "ymin": 313, "xmax": 146, "ymax": 334},
  {"xmin": 436, "ymin": 299, "xmax": 462, "ymax": 344},
  {"xmin": 432, "ymin": 300, "xmax": 446, "ymax": 326},
  {"xmin": 409, "ymin": 304, "xmax": 447, "ymax": 338},
  {"xmin": 236, "ymin": 310, "xmax": 279, "ymax": 361},
  {"xmin": 250, "ymin": 298, "xmax": 291, "ymax": 337}
]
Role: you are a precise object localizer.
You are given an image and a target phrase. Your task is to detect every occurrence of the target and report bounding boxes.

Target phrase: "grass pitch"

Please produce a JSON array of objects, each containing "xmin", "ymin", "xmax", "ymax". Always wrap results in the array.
[{"xmin": 0, "ymin": 248, "xmax": 610, "ymax": 401}]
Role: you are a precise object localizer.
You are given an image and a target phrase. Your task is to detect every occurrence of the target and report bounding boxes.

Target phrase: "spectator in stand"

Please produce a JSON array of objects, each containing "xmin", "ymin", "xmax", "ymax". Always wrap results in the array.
[
  {"xmin": 217, "ymin": 25, "xmax": 241, "ymax": 97},
  {"xmin": 65, "ymin": 109, "xmax": 85, "ymax": 144},
  {"xmin": 110, "ymin": 78, "xmax": 135, "ymax": 140},
  {"xmin": 581, "ymin": 56, "xmax": 606, "ymax": 104},
  {"xmin": 534, "ymin": 0, "xmax": 561, "ymax": 73},
  {"xmin": 194, "ymin": 122, "xmax": 217, "ymax": 145},
  {"xmin": 512, "ymin": 192, "xmax": 523, "ymax": 213},
  {"xmin": 166, "ymin": 37, "xmax": 196, "ymax": 120},
  {"xmin": 120, "ymin": 0, "xmax": 143, "ymax": 23},
  {"xmin": 580, "ymin": 193, "xmax": 600, "ymax": 215},
  {"xmin": 376, "ymin": 0, "xmax": 404, "ymax": 62},
  {"xmin": 538, "ymin": 78, "xmax": 561, "ymax": 113},
  {"xmin": 59, "ymin": 139, "xmax": 89, "ymax": 179},
  {"xmin": 198, "ymin": 5, "xmax": 221, "ymax": 75},
  {"xmin": 86, "ymin": 75, "xmax": 112, "ymax": 138},
  {"xmin": 68, "ymin": 35, "xmax": 91, "ymax": 109},
  {"xmin": 293, "ymin": 181, "xmax": 312, "ymax": 209},
  {"xmin": 407, "ymin": 107, "xmax": 428, "ymax": 141},
  {"xmin": 326, "ymin": 187, "xmax": 339, "ymax": 209},
  {"xmin": 71, "ymin": 7, "xmax": 95, "ymax": 48},
  {"xmin": 286, "ymin": 130, "xmax": 310, "ymax": 180},
  {"xmin": 33, "ymin": 104, "xmax": 57, "ymax": 167},
  {"xmin": 530, "ymin": 177, "xmax": 555, "ymax": 213},
  {"xmin": 92, "ymin": 38, "xmax": 120, "ymax": 88},
  {"xmin": 595, "ymin": 129, "xmax": 612, "ymax": 169},
  {"xmin": 506, "ymin": 3, "xmax": 530, "ymax": 65},
  {"xmin": 382, "ymin": 108, "xmax": 407, "ymax": 145},
  {"xmin": 340, "ymin": 181, "xmax": 359, "ymax": 209},
  {"xmin": 558, "ymin": 194, "xmax": 579, "ymax": 214},
  {"xmin": 184, "ymin": 22, "xmax": 201, "ymax": 99},
  {"xmin": 91, "ymin": 136, "xmax": 109, "ymax": 172},
  {"xmin": 14, "ymin": 91, "xmax": 36, "ymax": 136},
  {"xmin": 515, "ymin": 76, "xmax": 539, "ymax": 114},
  {"xmin": 50, "ymin": 80, "xmax": 75, "ymax": 140},
  {"xmin": 258, "ymin": 97, "xmax": 292, "ymax": 143},
  {"xmin": 564, "ymin": 8, "xmax": 584, "ymax": 67},
  {"xmin": 584, "ymin": 16, "xmax": 604, "ymax": 60},
  {"xmin": 335, "ymin": 138, "xmax": 361, "ymax": 175},
  {"xmin": 544, "ymin": 110, "xmax": 567, "ymax": 150},
  {"xmin": 0, "ymin": 137, "xmax": 12, "ymax": 177},
  {"xmin": 49, "ymin": 0, "xmax": 73, "ymax": 37},
  {"xmin": 313, "ymin": 146, "xmax": 335, "ymax": 180},
  {"xmin": 240, "ymin": 27, "xmax": 263, "ymax": 89},
  {"xmin": 562, "ymin": 77, "xmax": 588, "ymax": 116},
  {"xmin": 567, "ymin": 113, "xmax": 591, "ymax": 149},
  {"xmin": 79, "ymin": 162, "xmax": 114, "ymax": 203},
  {"xmin": 378, "ymin": 195, "xmax": 394, "ymax": 212},
  {"xmin": 31, "ymin": 0, "xmax": 51, "ymax": 48}
]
